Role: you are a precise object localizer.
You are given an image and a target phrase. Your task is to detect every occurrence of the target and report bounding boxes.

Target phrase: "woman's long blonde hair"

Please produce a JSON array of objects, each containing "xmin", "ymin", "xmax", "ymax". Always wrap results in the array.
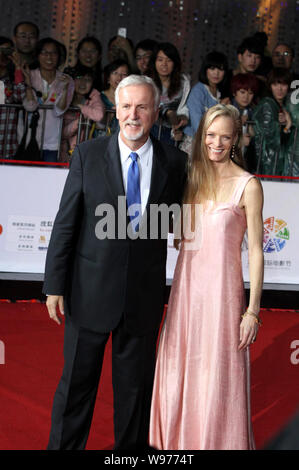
[{"xmin": 184, "ymin": 104, "xmax": 245, "ymax": 205}]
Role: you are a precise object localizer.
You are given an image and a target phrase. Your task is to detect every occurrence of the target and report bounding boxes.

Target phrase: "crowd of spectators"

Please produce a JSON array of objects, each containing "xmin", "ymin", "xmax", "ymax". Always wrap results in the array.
[{"xmin": 0, "ymin": 21, "xmax": 298, "ymax": 176}]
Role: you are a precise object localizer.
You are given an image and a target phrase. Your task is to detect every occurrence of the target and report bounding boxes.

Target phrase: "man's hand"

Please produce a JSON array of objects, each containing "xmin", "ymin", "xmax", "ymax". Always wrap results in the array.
[{"xmin": 46, "ymin": 295, "xmax": 64, "ymax": 325}]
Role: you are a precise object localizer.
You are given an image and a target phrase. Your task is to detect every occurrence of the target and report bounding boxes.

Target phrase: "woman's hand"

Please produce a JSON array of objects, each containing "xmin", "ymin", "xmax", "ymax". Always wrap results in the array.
[
  {"xmin": 59, "ymin": 74, "xmax": 72, "ymax": 89},
  {"xmin": 173, "ymin": 115, "xmax": 188, "ymax": 129},
  {"xmin": 22, "ymin": 63, "xmax": 32, "ymax": 87},
  {"xmin": 220, "ymin": 97, "xmax": 231, "ymax": 105},
  {"xmin": 171, "ymin": 115, "xmax": 188, "ymax": 141},
  {"xmin": 172, "ymin": 128, "xmax": 183, "ymax": 141},
  {"xmin": 238, "ymin": 313, "xmax": 259, "ymax": 350},
  {"xmin": 242, "ymin": 133, "xmax": 251, "ymax": 147},
  {"xmin": 241, "ymin": 113, "xmax": 248, "ymax": 125},
  {"xmin": 113, "ymin": 36, "xmax": 132, "ymax": 55},
  {"xmin": 278, "ymin": 110, "xmax": 287, "ymax": 125},
  {"xmin": 167, "ymin": 111, "xmax": 188, "ymax": 128},
  {"xmin": 9, "ymin": 50, "xmax": 23, "ymax": 70},
  {"xmin": 279, "ymin": 109, "xmax": 292, "ymax": 132}
]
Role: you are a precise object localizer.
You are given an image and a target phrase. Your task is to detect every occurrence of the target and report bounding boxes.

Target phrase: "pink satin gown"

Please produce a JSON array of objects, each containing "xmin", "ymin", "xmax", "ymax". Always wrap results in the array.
[{"xmin": 149, "ymin": 172, "xmax": 256, "ymax": 450}]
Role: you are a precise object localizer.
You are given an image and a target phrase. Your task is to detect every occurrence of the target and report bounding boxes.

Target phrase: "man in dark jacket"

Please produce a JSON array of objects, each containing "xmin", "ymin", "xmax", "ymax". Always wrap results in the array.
[{"xmin": 44, "ymin": 74, "xmax": 187, "ymax": 450}]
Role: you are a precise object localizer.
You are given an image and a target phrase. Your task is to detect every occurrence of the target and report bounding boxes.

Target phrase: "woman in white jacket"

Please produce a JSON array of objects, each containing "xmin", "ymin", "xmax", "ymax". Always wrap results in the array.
[
  {"xmin": 22, "ymin": 37, "xmax": 74, "ymax": 162},
  {"xmin": 146, "ymin": 42, "xmax": 190, "ymax": 146}
]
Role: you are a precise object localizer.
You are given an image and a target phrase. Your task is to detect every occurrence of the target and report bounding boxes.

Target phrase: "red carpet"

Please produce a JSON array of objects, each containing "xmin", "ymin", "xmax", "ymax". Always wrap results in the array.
[{"xmin": 0, "ymin": 302, "xmax": 299, "ymax": 450}]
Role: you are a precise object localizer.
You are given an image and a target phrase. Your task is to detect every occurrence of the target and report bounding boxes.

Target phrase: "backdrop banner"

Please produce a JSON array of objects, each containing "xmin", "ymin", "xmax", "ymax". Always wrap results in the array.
[
  {"xmin": 0, "ymin": 165, "xmax": 67, "ymax": 274},
  {"xmin": 0, "ymin": 167, "xmax": 298, "ymax": 286},
  {"xmin": 242, "ymin": 181, "xmax": 298, "ymax": 284},
  {"xmin": 166, "ymin": 180, "xmax": 299, "ymax": 286}
]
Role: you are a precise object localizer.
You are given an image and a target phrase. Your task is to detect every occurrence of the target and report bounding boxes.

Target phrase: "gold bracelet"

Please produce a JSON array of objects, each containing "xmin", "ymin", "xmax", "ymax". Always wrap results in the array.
[
  {"xmin": 247, "ymin": 308, "xmax": 260, "ymax": 316},
  {"xmin": 241, "ymin": 310, "xmax": 262, "ymax": 326}
]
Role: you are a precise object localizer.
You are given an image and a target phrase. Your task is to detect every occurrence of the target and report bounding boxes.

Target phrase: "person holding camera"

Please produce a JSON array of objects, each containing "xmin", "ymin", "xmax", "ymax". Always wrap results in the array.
[{"xmin": 146, "ymin": 42, "xmax": 190, "ymax": 146}]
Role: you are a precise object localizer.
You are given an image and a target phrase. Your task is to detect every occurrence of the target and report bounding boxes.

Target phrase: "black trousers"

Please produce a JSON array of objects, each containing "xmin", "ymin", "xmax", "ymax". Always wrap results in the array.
[{"xmin": 47, "ymin": 314, "xmax": 159, "ymax": 450}]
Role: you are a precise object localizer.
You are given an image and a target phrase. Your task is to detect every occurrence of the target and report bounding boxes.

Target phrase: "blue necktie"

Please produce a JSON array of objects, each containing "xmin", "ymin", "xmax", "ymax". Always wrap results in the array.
[{"xmin": 127, "ymin": 152, "xmax": 141, "ymax": 232}]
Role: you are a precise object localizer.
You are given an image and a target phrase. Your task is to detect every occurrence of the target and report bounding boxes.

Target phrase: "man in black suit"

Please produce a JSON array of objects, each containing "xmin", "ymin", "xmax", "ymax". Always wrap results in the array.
[{"xmin": 44, "ymin": 74, "xmax": 187, "ymax": 450}]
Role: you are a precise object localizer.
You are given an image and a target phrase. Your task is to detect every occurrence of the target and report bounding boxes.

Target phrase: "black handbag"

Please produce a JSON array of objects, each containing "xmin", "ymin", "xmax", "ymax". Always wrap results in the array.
[{"xmin": 14, "ymin": 110, "xmax": 41, "ymax": 161}]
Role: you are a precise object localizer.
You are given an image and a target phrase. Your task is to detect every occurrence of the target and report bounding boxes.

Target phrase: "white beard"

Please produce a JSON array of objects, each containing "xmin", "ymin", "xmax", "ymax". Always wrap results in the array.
[{"xmin": 122, "ymin": 121, "xmax": 144, "ymax": 141}]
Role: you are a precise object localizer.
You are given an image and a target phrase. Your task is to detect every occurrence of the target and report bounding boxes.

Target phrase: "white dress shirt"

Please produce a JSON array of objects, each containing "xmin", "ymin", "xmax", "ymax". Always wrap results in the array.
[{"xmin": 118, "ymin": 134, "xmax": 153, "ymax": 215}]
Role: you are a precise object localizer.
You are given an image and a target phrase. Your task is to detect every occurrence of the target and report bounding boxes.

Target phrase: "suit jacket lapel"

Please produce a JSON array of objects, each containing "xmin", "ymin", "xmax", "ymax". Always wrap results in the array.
[
  {"xmin": 102, "ymin": 133, "xmax": 125, "ymax": 208},
  {"xmin": 146, "ymin": 137, "xmax": 168, "ymax": 209}
]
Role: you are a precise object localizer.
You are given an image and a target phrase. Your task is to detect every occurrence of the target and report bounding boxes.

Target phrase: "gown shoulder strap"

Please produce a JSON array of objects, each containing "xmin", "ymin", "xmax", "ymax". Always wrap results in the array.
[{"xmin": 231, "ymin": 172, "xmax": 256, "ymax": 206}]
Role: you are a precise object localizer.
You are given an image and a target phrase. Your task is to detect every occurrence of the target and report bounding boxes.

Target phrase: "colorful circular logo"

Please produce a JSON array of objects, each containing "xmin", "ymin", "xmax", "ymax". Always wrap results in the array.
[{"xmin": 263, "ymin": 217, "xmax": 290, "ymax": 253}]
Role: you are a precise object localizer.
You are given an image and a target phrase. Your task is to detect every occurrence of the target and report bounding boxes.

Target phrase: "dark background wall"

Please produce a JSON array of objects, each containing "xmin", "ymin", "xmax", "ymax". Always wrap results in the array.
[{"xmin": 1, "ymin": 0, "xmax": 298, "ymax": 83}]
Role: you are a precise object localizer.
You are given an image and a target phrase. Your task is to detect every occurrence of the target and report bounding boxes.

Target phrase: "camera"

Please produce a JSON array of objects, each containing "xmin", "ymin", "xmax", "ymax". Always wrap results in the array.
[
  {"xmin": 0, "ymin": 47, "xmax": 14, "ymax": 56},
  {"xmin": 117, "ymin": 28, "xmax": 127, "ymax": 38}
]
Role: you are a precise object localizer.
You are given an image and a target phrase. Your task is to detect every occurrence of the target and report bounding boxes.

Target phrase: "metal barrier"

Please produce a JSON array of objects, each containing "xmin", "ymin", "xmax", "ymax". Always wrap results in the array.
[
  {"xmin": 0, "ymin": 103, "xmax": 116, "ymax": 165},
  {"xmin": 0, "ymin": 104, "xmax": 298, "ymax": 180}
]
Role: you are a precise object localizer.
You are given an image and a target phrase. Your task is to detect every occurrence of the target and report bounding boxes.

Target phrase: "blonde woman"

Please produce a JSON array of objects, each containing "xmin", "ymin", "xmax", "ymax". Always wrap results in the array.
[{"xmin": 150, "ymin": 104, "xmax": 264, "ymax": 450}]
